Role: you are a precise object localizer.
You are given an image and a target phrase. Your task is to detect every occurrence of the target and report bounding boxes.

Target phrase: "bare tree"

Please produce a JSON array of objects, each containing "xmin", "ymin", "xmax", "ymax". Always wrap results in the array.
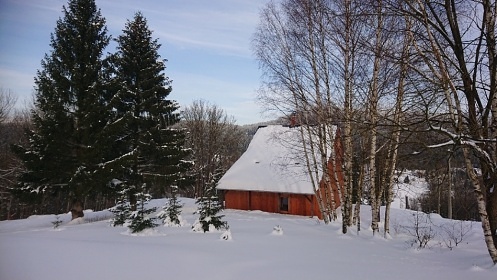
[
  {"xmin": 180, "ymin": 100, "xmax": 246, "ymax": 198},
  {"xmin": 254, "ymin": 0, "xmax": 395, "ymax": 233},
  {"xmin": 0, "ymin": 89, "xmax": 18, "ymax": 219},
  {"xmin": 366, "ymin": 0, "xmax": 385, "ymax": 236},
  {"xmin": 254, "ymin": 0, "xmax": 355, "ymax": 225},
  {"xmin": 335, "ymin": 0, "xmax": 357, "ymax": 233},
  {"xmin": 383, "ymin": 15, "xmax": 413, "ymax": 237},
  {"xmin": 397, "ymin": 0, "xmax": 497, "ymax": 264},
  {"xmin": 0, "ymin": 90, "xmax": 31, "ymax": 220},
  {"xmin": 350, "ymin": 0, "xmax": 418, "ymax": 237},
  {"xmin": 335, "ymin": 0, "xmax": 404, "ymax": 235},
  {"xmin": 0, "ymin": 88, "xmax": 17, "ymax": 124}
]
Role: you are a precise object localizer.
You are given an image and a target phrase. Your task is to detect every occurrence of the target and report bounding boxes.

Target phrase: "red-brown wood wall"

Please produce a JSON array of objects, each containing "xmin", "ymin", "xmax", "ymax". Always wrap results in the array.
[{"xmin": 223, "ymin": 190, "xmax": 322, "ymax": 219}]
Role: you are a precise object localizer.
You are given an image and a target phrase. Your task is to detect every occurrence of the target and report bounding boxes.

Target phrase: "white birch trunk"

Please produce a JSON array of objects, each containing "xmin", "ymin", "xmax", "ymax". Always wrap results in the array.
[
  {"xmin": 369, "ymin": 0, "xmax": 383, "ymax": 236},
  {"xmin": 341, "ymin": 0, "xmax": 354, "ymax": 234},
  {"xmin": 462, "ymin": 146, "xmax": 497, "ymax": 263},
  {"xmin": 384, "ymin": 15, "xmax": 411, "ymax": 237}
]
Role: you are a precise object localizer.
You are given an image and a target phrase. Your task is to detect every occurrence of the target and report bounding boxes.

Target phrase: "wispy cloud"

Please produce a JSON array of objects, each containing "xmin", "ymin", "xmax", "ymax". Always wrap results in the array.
[{"xmin": 99, "ymin": 0, "xmax": 265, "ymax": 57}]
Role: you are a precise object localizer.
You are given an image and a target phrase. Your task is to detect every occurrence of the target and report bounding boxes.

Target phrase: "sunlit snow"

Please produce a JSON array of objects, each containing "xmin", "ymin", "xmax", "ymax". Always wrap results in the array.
[{"xmin": 0, "ymin": 198, "xmax": 495, "ymax": 280}]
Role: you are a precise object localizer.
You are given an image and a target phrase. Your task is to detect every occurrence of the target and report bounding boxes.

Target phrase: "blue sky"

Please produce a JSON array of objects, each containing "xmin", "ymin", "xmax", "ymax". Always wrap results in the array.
[{"xmin": 0, "ymin": 0, "xmax": 271, "ymax": 125}]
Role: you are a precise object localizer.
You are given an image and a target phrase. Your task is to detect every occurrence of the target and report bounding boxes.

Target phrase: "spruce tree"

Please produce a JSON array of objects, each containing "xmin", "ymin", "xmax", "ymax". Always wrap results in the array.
[
  {"xmin": 110, "ymin": 185, "xmax": 131, "ymax": 227},
  {"xmin": 193, "ymin": 169, "xmax": 227, "ymax": 232},
  {"xmin": 128, "ymin": 185, "xmax": 158, "ymax": 233},
  {"xmin": 157, "ymin": 186, "xmax": 184, "ymax": 226},
  {"xmin": 103, "ymin": 12, "xmax": 191, "ymax": 210},
  {"xmin": 14, "ymin": 0, "xmax": 110, "ymax": 219}
]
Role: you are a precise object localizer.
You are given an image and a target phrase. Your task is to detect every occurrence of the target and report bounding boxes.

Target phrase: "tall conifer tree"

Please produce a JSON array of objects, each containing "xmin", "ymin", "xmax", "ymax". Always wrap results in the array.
[
  {"xmin": 104, "ymin": 12, "xmax": 191, "ymax": 209},
  {"xmin": 14, "ymin": 0, "xmax": 110, "ymax": 219}
]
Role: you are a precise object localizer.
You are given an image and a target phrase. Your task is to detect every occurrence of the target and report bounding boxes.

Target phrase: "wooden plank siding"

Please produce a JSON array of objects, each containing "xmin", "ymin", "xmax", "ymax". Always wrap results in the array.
[
  {"xmin": 223, "ymin": 190, "xmax": 322, "ymax": 219},
  {"xmin": 224, "ymin": 190, "xmax": 250, "ymax": 210}
]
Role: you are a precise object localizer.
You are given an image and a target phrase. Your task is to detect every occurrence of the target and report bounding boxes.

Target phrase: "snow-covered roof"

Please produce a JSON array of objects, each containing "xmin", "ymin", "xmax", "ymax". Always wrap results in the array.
[{"xmin": 217, "ymin": 125, "xmax": 317, "ymax": 195}]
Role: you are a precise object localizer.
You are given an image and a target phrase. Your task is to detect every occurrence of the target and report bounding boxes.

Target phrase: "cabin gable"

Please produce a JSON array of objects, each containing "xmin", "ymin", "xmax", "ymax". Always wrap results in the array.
[{"xmin": 218, "ymin": 125, "xmax": 343, "ymax": 219}]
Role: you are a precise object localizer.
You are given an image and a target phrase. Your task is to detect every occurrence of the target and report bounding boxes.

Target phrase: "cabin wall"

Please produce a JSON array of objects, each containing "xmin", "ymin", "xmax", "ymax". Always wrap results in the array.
[
  {"xmin": 288, "ymin": 194, "xmax": 318, "ymax": 217},
  {"xmin": 318, "ymin": 161, "xmax": 343, "ymax": 209},
  {"xmin": 223, "ymin": 190, "xmax": 322, "ymax": 219},
  {"xmin": 224, "ymin": 190, "xmax": 249, "ymax": 210},
  {"xmin": 249, "ymin": 191, "xmax": 279, "ymax": 213},
  {"xmin": 316, "ymin": 140, "xmax": 345, "ymax": 209}
]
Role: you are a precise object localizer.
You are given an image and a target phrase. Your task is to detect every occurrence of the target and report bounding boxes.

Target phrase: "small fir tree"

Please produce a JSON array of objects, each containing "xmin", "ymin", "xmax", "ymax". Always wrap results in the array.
[
  {"xmin": 52, "ymin": 215, "xmax": 63, "ymax": 229},
  {"xmin": 110, "ymin": 186, "xmax": 131, "ymax": 227},
  {"xmin": 128, "ymin": 185, "xmax": 158, "ymax": 233},
  {"xmin": 193, "ymin": 170, "xmax": 227, "ymax": 232},
  {"xmin": 157, "ymin": 186, "xmax": 183, "ymax": 226}
]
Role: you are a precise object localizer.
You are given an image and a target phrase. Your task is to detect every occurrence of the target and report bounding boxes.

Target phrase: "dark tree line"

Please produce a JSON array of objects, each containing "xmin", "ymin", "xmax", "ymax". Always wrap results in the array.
[{"xmin": 0, "ymin": 89, "xmax": 31, "ymax": 219}]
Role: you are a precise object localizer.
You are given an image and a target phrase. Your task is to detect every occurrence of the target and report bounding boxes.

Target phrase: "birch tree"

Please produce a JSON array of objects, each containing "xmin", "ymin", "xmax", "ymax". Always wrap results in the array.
[
  {"xmin": 366, "ymin": 0, "xmax": 385, "ymax": 236},
  {"xmin": 334, "ymin": 0, "xmax": 357, "ymax": 233},
  {"xmin": 397, "ymin": 0, "xmax": 497, "ymax": 264},
  {"xmin": 254, "ymin": 0, "xmax": 344, "ymax": 224},
  {"xmin": 254, "ymin": 0, "xmax": 372, "ymax": 231},
  {"xmin": 364, "ymin": 0, "xmax": 410, "ymax": 237},
  {"xmin": 383, "ymin": 15, "xmax": 413, "ymax": 237}
]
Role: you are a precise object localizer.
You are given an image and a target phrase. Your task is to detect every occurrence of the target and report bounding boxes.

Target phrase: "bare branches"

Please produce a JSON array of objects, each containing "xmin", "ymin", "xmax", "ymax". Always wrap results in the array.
[
  {"xmin": 253, "ymin": 0, "xmax": 497, "ymax": 263},
  {"xmin": 180, "ymin": 100, "xmax": 245, "ymax": 197},
  {"xmin": 399, "ymin": 0, "xmax": 497, "ymax": 264},
  {"xmin": 0, "ymin": 88, "xmax": 17, "ymax": 124}
]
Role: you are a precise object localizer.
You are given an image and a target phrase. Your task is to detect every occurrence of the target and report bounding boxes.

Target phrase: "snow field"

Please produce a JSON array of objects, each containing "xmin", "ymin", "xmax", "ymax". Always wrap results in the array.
[{"xmin": 0, "ymin": 198, "xmax": 495, "ymax": 280}]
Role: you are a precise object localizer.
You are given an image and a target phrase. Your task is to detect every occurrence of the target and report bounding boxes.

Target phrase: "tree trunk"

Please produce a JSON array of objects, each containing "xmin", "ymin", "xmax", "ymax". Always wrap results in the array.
[
  {"xmin": 129, "ymin": 190, "xmax": 137, "ymax": 212},
  {"xmin": 482, "ymin": 0, "xmax": 497, "ymax": 256},
  {"xmin": 353, "ymin": 158, "xmax": 365, "ymax": 234},
  {"xmin": 384, "ymin": 13, "xmax": 410, "ymax": 237},
  {"xmin": 299, "ymin": 125, "xmax": 330, "ymax": 224},
  {"xmin": 341, "ymin": 0, "xmax": 354, "ymax": 235},
  {"xmin": 447, "ymin": 155, "xmax": 452, "ymax": 219},
  {"xmin": 70, "ymin": 199, "xmax": 84, "ymax": 220},
  {"xmin": 462, "ymin": 147, "xmax": 497, "ymax": 264},
  {"xmin": 369, "ymin": 0, "xmax": 383, "ymax": 236}
]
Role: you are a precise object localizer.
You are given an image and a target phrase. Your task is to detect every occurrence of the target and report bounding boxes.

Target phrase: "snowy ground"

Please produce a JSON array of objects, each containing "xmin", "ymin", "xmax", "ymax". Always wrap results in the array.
[
  {"xmin": 391, "ymin": 170, "xmax": 428, "ymax": 209},
  {"xmin": 0, "ymin": 198, "xmax": 495, "ymax": 280}
]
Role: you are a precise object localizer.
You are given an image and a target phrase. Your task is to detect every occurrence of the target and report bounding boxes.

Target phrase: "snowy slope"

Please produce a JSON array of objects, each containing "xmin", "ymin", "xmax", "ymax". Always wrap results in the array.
[
  {"xmin": 391, "ymin": 170, "xmax": 428, "ymax": 209},
  {"xmin": 0, "ymin": 198, "xmax": 495, "ymax": 280}
]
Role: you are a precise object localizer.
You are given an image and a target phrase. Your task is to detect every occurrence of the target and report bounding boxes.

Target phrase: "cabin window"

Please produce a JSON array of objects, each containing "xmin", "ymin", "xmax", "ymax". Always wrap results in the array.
[{"xmin": 280, "ymin": 196, "xmax": 289, "ymax": 212}]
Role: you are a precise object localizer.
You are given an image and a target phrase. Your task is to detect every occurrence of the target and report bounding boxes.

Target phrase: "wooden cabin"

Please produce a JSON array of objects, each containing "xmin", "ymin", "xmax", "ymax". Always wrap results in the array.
[{"xmin": 217, "ymin": 125, "xmax": 343, "ymax": 219}]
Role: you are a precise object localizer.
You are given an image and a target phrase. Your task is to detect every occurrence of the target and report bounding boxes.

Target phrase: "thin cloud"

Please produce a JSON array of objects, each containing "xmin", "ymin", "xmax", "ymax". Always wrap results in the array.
[{"xmin": 99, "ymin": 0, "xmax": 264, "ymax": 57}]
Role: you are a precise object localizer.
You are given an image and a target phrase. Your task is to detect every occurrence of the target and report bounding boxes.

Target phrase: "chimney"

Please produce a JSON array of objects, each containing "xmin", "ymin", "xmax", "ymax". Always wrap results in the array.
[{"xmin": 289, "ymin": 111, "xmax": 297, "ymax": 127}]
